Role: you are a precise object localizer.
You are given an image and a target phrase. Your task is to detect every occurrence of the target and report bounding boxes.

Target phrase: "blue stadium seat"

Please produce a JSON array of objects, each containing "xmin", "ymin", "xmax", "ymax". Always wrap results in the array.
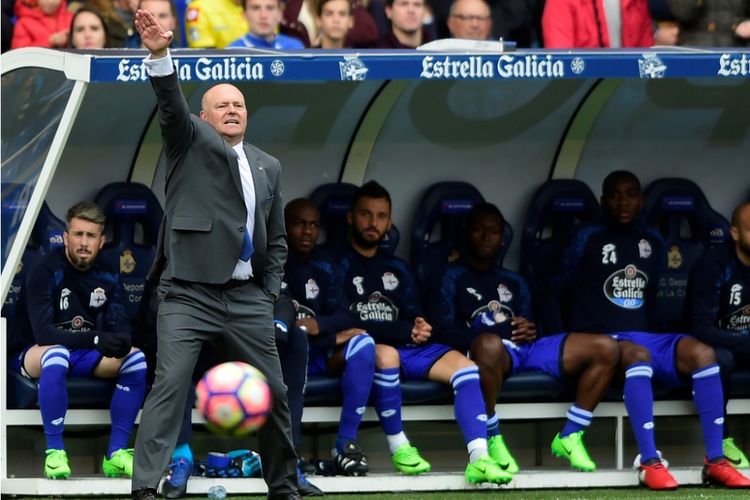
[
  {"xmin": 521, "ymin": 179, "xmax": 602, "ymax": 294},
  {"xmin": 307, "ymin": 182, "xmax": 399, "ymax": 258},
  {"xmin": 94, "ymin": 182, "xmax": 164, "ymax": 320},
  {"xmin": 410, "ymin": 181, "xmax": 512, "ymax": 292},
  {"xmin": 641, "ymin": 178, "xmax": 730, "ymax": 331},
  {"xmin": 2, "ymin": 190, "xmax": 65, "ymax": 333}
]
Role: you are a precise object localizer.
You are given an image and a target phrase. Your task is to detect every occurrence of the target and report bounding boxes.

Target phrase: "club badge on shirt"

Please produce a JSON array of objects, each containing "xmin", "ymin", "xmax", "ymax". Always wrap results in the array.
[
  {"xmin": 638, "ymin": 239, "xmax": 652, "ymax": 259},
  {"xmin": 90, "ymin": 287, "xmax": 107, "ymax": 308},
  {"xmin": 382, "ymin": 272, "xmax": 399, "ymax": 291},
  {"xmin": 305, "ymin": 279, "xmax": 320, "ymax": 299},
  {"xmin": 497, "ymin": 284, "xmax": 513, "ymax": 303}
]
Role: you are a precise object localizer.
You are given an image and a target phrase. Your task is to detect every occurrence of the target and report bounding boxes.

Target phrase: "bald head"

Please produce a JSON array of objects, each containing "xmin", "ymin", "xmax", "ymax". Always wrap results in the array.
[
  {"xmin": 447, "ymin": 0, "xmax": 492, "ymax": 40},
  {"xmin": 199, "ymin": 83, "xmax": 248, "ymax": 145},
  {"xmin": 731, "ymin": 202, "xmax": 750, "ymax": 264}
]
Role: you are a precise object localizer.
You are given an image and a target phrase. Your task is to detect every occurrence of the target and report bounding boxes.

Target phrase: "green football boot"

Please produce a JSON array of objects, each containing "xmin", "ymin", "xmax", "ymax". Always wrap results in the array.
[
  {"xmin": 465, "ymin": 455, "xmax": 513, "ymax": 485},
  {"xmin": 44, "ymin": 449, "xmax": 71, "ymax": 479},
  {"xmin": 551, "ymin": 431, "xmax": 596, "ymax": 472},
  {"xmin": 391, "ymin": 443, "xmax": 431, "ymax": 475},
  {"xmin": 488, "ymin": 434, "xmax": 520, "ymax": 474},
  {"xmin": 723, "ymin": 437, "xmax": 750, "ymax": 469},
  {"xmin": 102, "ymin": 448, "xmax": 134, "ymax": 478}
]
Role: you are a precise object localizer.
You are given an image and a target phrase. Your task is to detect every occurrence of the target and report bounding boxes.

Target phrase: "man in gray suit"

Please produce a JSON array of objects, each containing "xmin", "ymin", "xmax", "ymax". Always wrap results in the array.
[{"xmin": 132, "ymin": 9, "xmax": 298, "ymax": 500}]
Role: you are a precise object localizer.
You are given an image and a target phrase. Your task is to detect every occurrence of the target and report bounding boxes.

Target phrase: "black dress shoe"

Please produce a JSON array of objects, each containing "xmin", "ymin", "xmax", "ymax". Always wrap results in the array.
[
  {"xmin": 132, "ymin": 487, "xmax": 158, "ymax": 500},
  {"xmin": 299, "ymin": 481, "xmax": 325, "ymax": 497},
  {"xmin": 267, "ymin": 492, "xmax": 303, "ymax": 500}
]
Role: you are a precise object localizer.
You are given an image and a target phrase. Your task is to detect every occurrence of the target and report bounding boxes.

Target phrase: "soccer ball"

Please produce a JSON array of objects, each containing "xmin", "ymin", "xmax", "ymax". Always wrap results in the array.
[{"xmin": 196, "ymin": 362, "xmax": 272, "ymax": 436}]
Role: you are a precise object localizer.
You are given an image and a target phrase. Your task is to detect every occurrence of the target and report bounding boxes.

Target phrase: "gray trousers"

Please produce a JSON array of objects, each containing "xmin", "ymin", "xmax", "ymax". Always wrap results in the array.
[{"xmin": 132, "ymin": 278, "xmax": 298, "ymax": 495}]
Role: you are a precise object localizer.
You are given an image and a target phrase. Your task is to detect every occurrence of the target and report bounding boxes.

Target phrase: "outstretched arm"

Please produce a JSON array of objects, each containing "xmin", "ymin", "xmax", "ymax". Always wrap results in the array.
[{"xmin": 134, "ymin": 8, "xmax": 174, "ymax": 58}]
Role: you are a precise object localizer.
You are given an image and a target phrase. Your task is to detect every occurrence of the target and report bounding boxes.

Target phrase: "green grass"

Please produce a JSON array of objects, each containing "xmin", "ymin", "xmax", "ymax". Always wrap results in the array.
[{"xmin": 11, "ymin": 488, "xmax": 748, "ymax": 499}]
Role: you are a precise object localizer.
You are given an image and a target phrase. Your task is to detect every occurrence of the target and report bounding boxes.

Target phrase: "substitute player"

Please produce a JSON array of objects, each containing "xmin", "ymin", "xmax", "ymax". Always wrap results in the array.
[
  {"xmin": 337, "ymin": 181, "xmax": 512, "ymax": 485},
  {"xmin": 554, "ymin": 170, "xmax": 750, "ymax": 490},
  {"xmin": 432, "ymin": 202, "xmax": 620, "ymax": 474},
  {"xmin": 8, "ymin": 201, "xmax": 147, "ymax": 479}
]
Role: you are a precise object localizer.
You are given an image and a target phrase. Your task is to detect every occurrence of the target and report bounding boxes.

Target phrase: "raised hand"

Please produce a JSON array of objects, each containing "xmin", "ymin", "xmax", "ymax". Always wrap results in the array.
[{"xmin": 134, "ymin": 9, "xmax": 173, "ymax": 57}]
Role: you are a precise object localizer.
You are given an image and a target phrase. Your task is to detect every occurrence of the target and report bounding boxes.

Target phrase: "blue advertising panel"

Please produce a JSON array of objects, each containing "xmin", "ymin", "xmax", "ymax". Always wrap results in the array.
[{"xmin": 89, "ymin": 49, "xmax": 750, "ymax": 84}]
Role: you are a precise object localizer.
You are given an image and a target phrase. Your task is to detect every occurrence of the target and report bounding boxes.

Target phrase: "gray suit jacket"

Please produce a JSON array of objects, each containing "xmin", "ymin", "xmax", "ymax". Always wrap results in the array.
[{"xmin": 150, "ymin": 71, "xmax": 286, "ymax": 293}]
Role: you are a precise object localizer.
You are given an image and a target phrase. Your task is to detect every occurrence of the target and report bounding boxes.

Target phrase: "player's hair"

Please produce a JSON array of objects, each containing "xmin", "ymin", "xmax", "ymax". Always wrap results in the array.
[
  {"xmin": 66, "ymin": 201, "xmax": 106, "ymax": 229},
  {"xmin": 602, "ymin": 170, "xmax": 641, "ymax": 196},
  {"xmin": 284, "ymin": 198, "xmax": 319, "ymax": 222},
  {"xmin": 731, "ymin": 202, "xmax": 750, "ymax": 227},
  {"xmin": 466, "ymin": 202, "xmax": 505, "ymax": 232},
  {"xmin": 351, "ymin": 180, "xmax": 392, "ymax": 211},
  {"xmin": 317, "ymin": 0, "xmax": 352, "ymax": 16}
]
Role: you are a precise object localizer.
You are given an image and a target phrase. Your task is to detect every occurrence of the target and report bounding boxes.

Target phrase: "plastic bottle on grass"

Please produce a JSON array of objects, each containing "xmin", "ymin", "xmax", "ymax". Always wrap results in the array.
[{"xmin": 207, "ymin": 485, "xmax": 227, "ymax": 499}]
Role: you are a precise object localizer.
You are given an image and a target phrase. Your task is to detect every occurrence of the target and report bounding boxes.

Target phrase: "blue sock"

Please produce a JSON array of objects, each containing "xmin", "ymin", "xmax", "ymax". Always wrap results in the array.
[
  {"xmin": 108, "ymin": 351, "xmax": 147, "ymax": 458},
  {"xmin": 337, "ymin": 334, "xmax": 375, "ymax": 453},
  {"xmin": 38, "ymin": 347, "xmax": 70, "ymax": 451},
  {"xmin": 373, "ymin": 367, "xmax": 402, "ymax": 436},
  {"xmin": 172, "ymin": 442, "xmax": 193, "ymax": 463},
  {"xmin": 623, "ymin": 362, "xmax": 658, "ymax": 463},
  {"xmin": 450, "ymin": 366, "xmax": 487, "ymax": 445},
  {"xmin": 486, "ymin": 414, "xmax": 500, "ymax": 438},
  {"xmin": 692, "ymin": 364, "xmax": 724, "ymax": 461},
  {"xmin": 560, "ymin": 404, "xmax": 593, "ymax": 437}
]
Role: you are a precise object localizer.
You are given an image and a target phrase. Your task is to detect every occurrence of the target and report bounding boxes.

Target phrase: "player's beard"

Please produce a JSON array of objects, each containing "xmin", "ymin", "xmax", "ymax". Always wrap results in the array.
[
  {"xmin": 352, "ymin": 227, "xmax": 381, "ymax": 250},
  {"xmin": 67, "ymin": 248, "xmax": 94, "ymax": 271}
]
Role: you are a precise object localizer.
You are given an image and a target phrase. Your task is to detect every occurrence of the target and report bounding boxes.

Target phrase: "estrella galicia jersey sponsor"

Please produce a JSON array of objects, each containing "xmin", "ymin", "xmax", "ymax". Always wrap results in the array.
[
  {"xmin": 432, "ymin": 261, "xmax": 532, "ymax": 352},
  {"xmin": 10, "ymin": 248, "xmax": 130, "ymax": 355},
  {"xmin": 282, "ymin": 248, "xmax": 355, "ymax": 348},
  {"xmin": 337, "ymin": 249, "xmax": 422, "ymax": 346},
  {"xmin": 556, "ymin": 221, "xmax": 665, "ymax": 333},
  {"xmin": 688, "ymin": 241, "xmax": 750, "ymax": 337}
]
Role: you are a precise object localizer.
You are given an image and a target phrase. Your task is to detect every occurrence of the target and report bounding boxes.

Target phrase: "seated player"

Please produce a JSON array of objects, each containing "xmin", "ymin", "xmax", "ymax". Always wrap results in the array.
[
  {"xmin": 8, "ymin": 201, "xmax": 147, "ymax": 479},
  {"xmin": 432, "ymin": 203, "xmax": 620, "ymax": 474},
  {"xmin": 283, "ymin": 198, "xmax": 375, "ymax": 476},
  {"xmin": 687, "ymin": 201, "xmax": 750, "ymax": 468},
  {"xmin": 553, "ymin": 170, "xmax": 750, "ymax": 490},
  {"xmin": 337, "ymin": 181, "xmax": 512, "ymax": 485}
]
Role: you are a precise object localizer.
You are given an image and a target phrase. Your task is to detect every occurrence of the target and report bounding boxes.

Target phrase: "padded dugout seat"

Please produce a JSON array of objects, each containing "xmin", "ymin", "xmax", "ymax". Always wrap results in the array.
[
  {"xmin": 94, "ymin": 182, "xmax": 164, "ymax": 320},
  {"xmin": 521, "ymin": 179, "xmax": 602, "ymax": 295},
  {"xmin": 308, "ymin": 182, "xmax": 399, "ymax": 257},
  {"xmin": 410, "ymin": 181, "xmax": 512, "ymax": 292},
  {"xmin": 641, "ymin": 178, "xmax": 730, "ymax": 331}
]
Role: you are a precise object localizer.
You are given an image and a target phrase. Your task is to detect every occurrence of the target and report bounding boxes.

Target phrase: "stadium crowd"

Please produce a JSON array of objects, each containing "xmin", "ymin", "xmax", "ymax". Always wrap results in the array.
[{"xmin": 3, "ymin": 0, "xmax": 750, "ymax": 52}]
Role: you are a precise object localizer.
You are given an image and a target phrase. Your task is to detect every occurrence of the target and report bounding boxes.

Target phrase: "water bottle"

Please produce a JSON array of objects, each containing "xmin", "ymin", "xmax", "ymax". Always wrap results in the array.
[{"xmin": 207, "ymin": 485, "xmax": 227, "ymax": 499}]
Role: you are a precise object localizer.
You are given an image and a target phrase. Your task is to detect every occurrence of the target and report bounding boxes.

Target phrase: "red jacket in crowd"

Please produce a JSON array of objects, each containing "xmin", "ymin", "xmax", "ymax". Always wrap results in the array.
[
  {"xmin": 11, "ymin": 0, "xmax": 73, "ymax": 49},
  {"xmin": 542, "ymin": 0, "xmax": 654, "ymax": 48}
]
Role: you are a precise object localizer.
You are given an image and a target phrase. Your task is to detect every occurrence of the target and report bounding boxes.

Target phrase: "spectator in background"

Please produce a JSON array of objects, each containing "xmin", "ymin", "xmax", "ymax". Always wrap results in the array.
[
  {"xmin": 184, "ymin": 0, "xmax": 247, "ymax": 48},
  {"xmin": 314, "ymin": 0, "xmax": 354, "ymax": 48},
  {"xmin": 11, "ymin": 0, "xmax": 73, "ymax": 49},
  {"xmin": 649, "ymin": 0, "xmax": 680, "ymax": 45},
  {"xmin": 687, "ymin": 201, "xmax": 750, "ymax": 469},
  {"xmin": 446, "ymin": 0, "xmax": 492, "ymax": 39},
  {"xmin": 432, "ymin": 0, "xmax": 534, "ymax": 45},
  {"xmin": 227, "ymin": 0, "xmax": 305, "ymax": 49},
  {"xmin": 542, "ymin": 0, "xmax": 654, "ymax": 48},
  {"xmin": 282, "ymin": 0, "xmax": 378, "ymax": 48},
  {"xmin": 69, "ymin": 0, "xmax": 132, "ymax": 47},
  {"xmin": 377, "ymin": 0, "xmax": 433, "ymax": 48},
  {"xmin": 127, "ymin": 0, "xmax": 180, "ymax": 47},
  {"xmin": 8, "ymin": 201, "xmax": 147, "ymax": 480},
  {"xmin": 668, "ymin": 0, "xmax": 750, "ymax": 47},
  {"xmin": 69, "ymin": 6, "xmax": 109, "ymax": 48}
]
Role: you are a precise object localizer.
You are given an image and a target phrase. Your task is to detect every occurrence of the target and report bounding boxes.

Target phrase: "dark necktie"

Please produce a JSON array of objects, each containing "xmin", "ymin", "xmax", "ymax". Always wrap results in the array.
[{"xmin": 240, "ymin": 227, "xmax": 254, "ymax": 262}]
